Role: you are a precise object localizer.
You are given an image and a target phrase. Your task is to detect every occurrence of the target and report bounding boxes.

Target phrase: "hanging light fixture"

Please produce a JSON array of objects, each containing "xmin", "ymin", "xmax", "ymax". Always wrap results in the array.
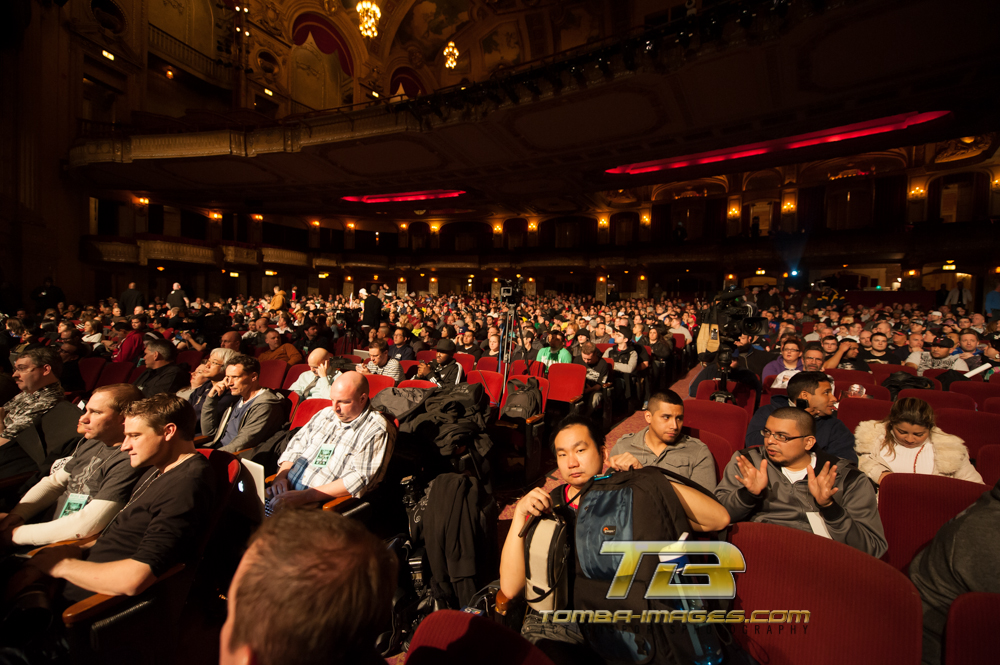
[
  {"xmin": 443, "ymin": 41, "xmax": 459, "ymax": 69},
  {"xmin": 356, "ymin": 1, "xmax": 381, "ymax": 39}
]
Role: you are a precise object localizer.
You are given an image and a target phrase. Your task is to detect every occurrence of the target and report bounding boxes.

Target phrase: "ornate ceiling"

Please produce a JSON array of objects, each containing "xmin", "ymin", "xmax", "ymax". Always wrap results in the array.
[{"xmin": 70, "ymin": 0, "xmax": 1000, "ymax": 228}]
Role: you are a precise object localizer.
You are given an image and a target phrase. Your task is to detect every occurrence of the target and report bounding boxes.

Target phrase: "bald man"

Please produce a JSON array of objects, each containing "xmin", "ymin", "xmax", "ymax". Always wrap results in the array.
[
  {"xmin": 267, "ymin": 372, "xmax": 395, "ymax": 512},
  {"xmin": 287, "ymin": 348, "xmax": 339, "ymax": 400},
  {"xmin": 220, "ymin": 331, "xmax": 241, "ymax": 352}
]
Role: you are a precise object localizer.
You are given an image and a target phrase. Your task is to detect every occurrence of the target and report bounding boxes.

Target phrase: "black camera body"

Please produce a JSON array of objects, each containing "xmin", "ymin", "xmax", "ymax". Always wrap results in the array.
[
  {"xmin": 498, "ymin": 278, "xmax": 523, "ymax": 306},
  {"xmin": 707, "ymin": 288, "xmax": 769, "ymax": 345}
]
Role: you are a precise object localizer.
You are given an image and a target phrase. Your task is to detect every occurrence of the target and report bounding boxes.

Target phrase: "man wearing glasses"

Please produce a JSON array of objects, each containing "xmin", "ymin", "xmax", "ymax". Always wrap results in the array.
[
  {"xmin": 715, "ymin": 406, "xmax": 886, "ymax": 557},
  {"xmin": 181, "ymin": 347, "xmax": 237, "ymax": 434},
  {"xmin": 0, "ymin": 348, "xmax": 65, "ymax": 448}
]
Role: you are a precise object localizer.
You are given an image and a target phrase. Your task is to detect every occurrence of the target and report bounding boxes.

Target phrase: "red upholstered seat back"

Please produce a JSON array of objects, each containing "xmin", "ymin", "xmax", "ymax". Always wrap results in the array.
[
  {"xmin": 404, "ymin": 609, "xmax": 554, "ymax": 665},
  {"xmin": 682, "ymin": 399, "xmax": 749, "ymax": 455},
  {"xmin": 945, "ymin": 592, "xmax": 1000, "ymax": 665},
  {"xmin": 898, "ymin": 388, "xmax": 976, "ymax": 411}
]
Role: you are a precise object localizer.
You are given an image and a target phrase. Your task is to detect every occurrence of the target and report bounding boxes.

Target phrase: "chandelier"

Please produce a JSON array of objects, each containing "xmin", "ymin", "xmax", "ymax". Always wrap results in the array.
[
  {"xmin": 443, "ymin": 41, "xmax": 459, "ymax": 69},
  {"xmin": 356, "ymin": 1, "xmax": 381, "ymax": 39}
]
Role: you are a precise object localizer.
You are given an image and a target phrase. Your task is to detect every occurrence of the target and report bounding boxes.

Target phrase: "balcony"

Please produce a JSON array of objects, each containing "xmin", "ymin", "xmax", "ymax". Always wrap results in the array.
[{"xmin": 148, "ymin": 24, "xmax": 231, "ymax": 89}]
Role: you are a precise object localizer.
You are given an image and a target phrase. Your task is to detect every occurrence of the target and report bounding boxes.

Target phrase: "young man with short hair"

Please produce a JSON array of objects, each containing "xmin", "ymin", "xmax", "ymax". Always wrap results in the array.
[
  {"xmin": 359, "ymin": 339, "xmax": 403, "ymax": 384},
  {"xmin": 608, "ymin": 390, "xmax": 717, "ymax": 490},
  {"xmin": 715, "ymin": 406, "xmax": 886, "ymax": 557},
  {"xmin": 133, "ymin": 338, "xmax": 190, "ymax": 398},
  {"xmin": 20, "ymin": 394, "xmax": 218, "ymax": 604},
  {"xmin": 745, "ymin": 371, "xmax": 857, "ymax": 462},
  {"xmin": 0, "ymin": 384, "xmax": 145, "ymax": 547},
  {"xmin": 202, "ymin": 354, "xmax": 286, "ymax": 454}
]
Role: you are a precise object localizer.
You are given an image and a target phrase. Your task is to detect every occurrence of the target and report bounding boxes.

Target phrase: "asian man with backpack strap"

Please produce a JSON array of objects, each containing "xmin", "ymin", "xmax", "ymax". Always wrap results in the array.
[{"xmin": 499, "ymin": 415, "xmax": 730, "ymax": 665}]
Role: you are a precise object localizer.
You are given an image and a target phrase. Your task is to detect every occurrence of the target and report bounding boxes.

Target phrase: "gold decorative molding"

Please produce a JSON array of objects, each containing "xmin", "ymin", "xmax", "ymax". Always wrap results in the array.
[
  {"xmin": 222, "ymin": 245, "xmax": 259, "ymax": 265},
  {"xmin": 261, "ymin": 247, "xmax": 309, "ymax": 266},
  {"xmin": 137, "ymin": 240, "xmax": 217, "ymax": 266},
  {"xmin": 88, "ymin": 241, "xmax": 139, "ymax": 263}
]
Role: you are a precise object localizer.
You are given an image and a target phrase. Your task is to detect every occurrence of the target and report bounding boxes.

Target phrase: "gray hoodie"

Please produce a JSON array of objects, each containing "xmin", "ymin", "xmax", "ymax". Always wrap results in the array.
[
  {"xmin": 715, "ymin": 445, "xmax": 886, "ymax": 558},
  {"xmin": 202, "ymin": 388, "xmax": 287, "ymax": 454}
]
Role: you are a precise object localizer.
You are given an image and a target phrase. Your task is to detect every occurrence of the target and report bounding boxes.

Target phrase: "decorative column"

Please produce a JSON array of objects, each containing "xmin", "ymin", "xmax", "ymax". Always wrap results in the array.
[
  {"xmin": 398, "ymin": 223, "xmax": 409, "ymax": 248},
  {"xmin": 430, "ymin": 224, "xmax": 440, "ymax": 249},
  {"xmin": 428, "ymin": 276, "xmax": 439, "ymax": 296},
  {"xmin": 342, "ymin": 275, "xmax": 354, "ymax": 298},
  {"xmin": 780, "ymin": 189, "xmax": 798, "ymax": 233},
  {"xmin": 906, "ymin": 176, "xmax": 929, "ymax": 223},
  {"xmin": 308, "ymin": 220, "xmax": 321, "ymax": 249},
  {"xmin": 397, "ymin": 277, "xmax": 407, "ymax": 298},
  {"xmin": 596, "ymin": 275, "xmax": 608, "ymax": 303},
  {"xmin": 492, "ymin": 222, "xmax": 503, "ymax": 249},
  {"xmin": 527, "ymin": 219, "xmax": 539, "ymax": 248},
  {"xmin": 636, "ymin": 274, "xmax": 648, "ymax": 299},
  {"xmin": 597, "ymin": 215, "xmax": 609, "ymax": 244},
  {"xmin": 248, "ymin": 212, "xmax": 263, "ymax": 244},
  {"xmin": 639, "ymin": 209, "xmax": 651, "ymax": 243},
  {"xmin": 491, "ymin": 278, "xmax": 501, "ymax": 299},
  {"xmin": 524, "ymin": 278, "xmax": 536, "ymax": 297},
  {"xmin": 344, "ymin": 222, "xmax": 356, "ymax": 250},
  {"xmin": 726, "ymin": 196, "xmax": 741, "ymax": 237},
  {"xmin": 990, "ymin": 170, "xmax": 1000, "ymax": 217}
]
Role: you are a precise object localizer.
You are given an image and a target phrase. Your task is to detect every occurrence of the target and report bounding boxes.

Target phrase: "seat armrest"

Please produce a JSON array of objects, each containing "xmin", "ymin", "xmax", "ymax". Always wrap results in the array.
[
  {"xmin": 62, "ymin": 564, "xmax": 186, "ymax": 626},
  {"xmin": 322, "ymin": 495, "xmax": 361, "ymax": 513},
  {"xmin": 0, "ymin": 471, "xmax": 36, "ymax": 491},
  {"xmin": 496, "ymin": 590, "xmax": 511, "ymax": 616},
  {"xmin": 193, "ymin": 435, "xmax": 211, "ymax": 446},
  {"xmin": 26, "ymin": 534, "xmax": 99, "ymax": 558},
  {"xmin": 526, "ymin": 413, "xmax": 545, "ymax": 425},
  {"xmin": 265, "ymin": 473, "xmax": 277, "ymax": 484}
]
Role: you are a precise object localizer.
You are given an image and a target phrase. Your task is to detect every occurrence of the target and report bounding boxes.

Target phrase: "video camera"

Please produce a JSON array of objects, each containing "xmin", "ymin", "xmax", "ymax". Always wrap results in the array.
[
  {"xmin": 696, "ymin": 287, "xmax": 769, "ymax": 355},
  {"xmin": 498, "ymin": 278, "xmax": 524, "ymax": 306}
]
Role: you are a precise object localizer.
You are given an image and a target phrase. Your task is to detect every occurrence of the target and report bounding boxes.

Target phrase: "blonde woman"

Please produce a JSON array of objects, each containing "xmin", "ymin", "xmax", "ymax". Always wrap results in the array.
[{"xmin": 854, "ymin": 397, "xmax": 982, "ymax": 486}]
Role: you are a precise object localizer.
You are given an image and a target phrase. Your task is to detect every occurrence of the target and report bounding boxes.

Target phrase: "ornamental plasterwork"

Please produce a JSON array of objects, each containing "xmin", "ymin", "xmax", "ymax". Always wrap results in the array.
[
  {"xmin": 137, "ymin": 240, "xmax": 217, "ymax": 266},
  {"xmin": 90, "ymin": 241, "xmax": 140, "ymax": 263},
  {"xmin": 261, "ymin": 247, "xmax": 309, "ymax": 266},
  {"xmin": 222, "ymin": 245, "xmax": 259, "ymax": 265}
]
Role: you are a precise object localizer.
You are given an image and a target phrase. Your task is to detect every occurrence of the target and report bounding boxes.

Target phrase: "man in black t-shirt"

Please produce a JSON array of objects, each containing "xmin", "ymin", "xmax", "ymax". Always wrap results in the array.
[
  {"xmin": 21, "ymin": 394, "xmax": 217, "ymax": 604},
  {"xmin": 572, "ymin": 343, "xmax": 609, "ymax": 417},
  {"xmin": 0, "ymin": 384, "xmax": 146, "ymax": 548}
]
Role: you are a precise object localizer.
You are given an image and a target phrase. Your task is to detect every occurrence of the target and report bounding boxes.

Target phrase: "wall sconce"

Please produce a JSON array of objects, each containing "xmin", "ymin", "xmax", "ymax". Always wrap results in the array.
[
  {"xmin": 373, "ymin": 275, "xmax": 379, "ymax": 281},
  {"xmin": 229, "ymin": 272, "xmax": 240, "ymax": 278},
  {"xmin": 640, "ymin": 214, "xmax": 651, "ymax": 227},
  {"xmin": 624, "ymin": 270, "xmax": 629, "ymax": 274},
  {"xmin": 468, "ymin": 274, "xmax": 474, "ymax": 278},
  {"xmin": 727, "ymin": 274, "xmax": 735, "ymax": 280},
  {"xmin": 598, "ymin": 217, "xmax": 609, "ymax": 228},
  {"xmin": 782, "ymin": 201, "xmax": 796, "ymax": 213},
  {"xmin": 430, "ymin": 225, "xmax": 440, "ymax": 233},
  {"xmin": 156, "ymin": 266, "xmax": 165, "ymax": 271},
  {"xmin": 347, "ymin": 222, "xmax": 355, "ymax": 229},
  {"xmin": 528, "ymin": 222, "xmax": 537, "ymax": 231},
  {"xmin": 598, "ymin": 276, "xmax": 605, "ymax": 282},
  {"xmin": 727, "ymin": 207, "xmax": 740, "ymax": 219},
  {"xmin": 318, "ymin": 273, "xmax": 329, "ymax": 279},
  {"xmin": 251, "ymin": 214, "xmax": 263, "ymax": 221},
  {"xmin": 493, "ymin": 277, "xmax": 499, "ymax": 282},
  {"xmin": 843, "ymin": 264, "xmax": 849, "ymax": 268},
  {"xmin": 430, "ymin": 277, "xmax": 437, "ymax": 282},
  {"xmin": 102, "ymin": 50, "xmax": 114, "ymax": 61},
  {"xmin": 908, "ymin": 186, "xmax": 926, "ymax": 199},
  {"xmin": 756, "ymin": 269, "xmax": 765, "ymax": 275},
  {"xmin": 639, "ymin": 275, "xmax": 646, "ymax": 281},
  {"xmin": 907, "ymin": 269, "xmax": 918, "ymax": 276},
  {"xmin": 782, "ymin": 272, "xmax": 789, "ymax": 278},
  {"xmin": 992, "ymin": 178, "xmax": 1000, "ymax": 190},
  {"xmin": 346, "ymin": 276, "xmax": 352, "ymax": 281},
  {"xmin": 133, "ymin": 197, "xmax": 149, "ymax": 216},
  {"xmin": 468, "ymin": 278, "xmax": 473, "ymax": 283},
  {"xmin": 493, "ymin": 225, "xmax": 502, "ymax": 233},
  {"xmin": 311, "ymin": 220, "xmax": 320, "ymax": 227},
  {"xmin": 516, "ymin": 273, "xmax": 521, "ymax": 278},
  {"xmin": 265, "ymin": 270, "xmax": 277, "ymax": 276},
  {"xmin": 209, "ymin": 212, "xmax": 223, "ymax": 220},
  {"xmin": 943, "ymin": 264, "xmax": 957, "ymax": 271},
  {"xmin": 135, "ymin": 197, "xmax": 149, "ymax": 206},
  {"xmin": 398, "ymin": 277, "xmax": 405, "ymax": 283},
  {"xmin": 400, "ymin": 223, "xmax": 408, "ymax": 230},
  {"xmin": 994, "ymin": 266, "xmax": 1000, "ymax": 274},
  {"xmin": 528, "ymin": 277, "xmax": 534, "ymax": 282}
]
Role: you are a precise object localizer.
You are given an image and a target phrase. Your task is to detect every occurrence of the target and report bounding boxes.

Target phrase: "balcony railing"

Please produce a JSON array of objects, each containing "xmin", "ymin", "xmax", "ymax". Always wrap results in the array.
[{"xmin": 148, "ymin": 24, "xmax": 231, "ymax": 88}]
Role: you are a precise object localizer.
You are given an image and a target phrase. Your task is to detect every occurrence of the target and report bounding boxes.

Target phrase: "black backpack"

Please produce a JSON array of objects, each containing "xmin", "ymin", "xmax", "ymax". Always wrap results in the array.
[
  {"xmin": 880, "ymin": 371, "xmax": 933, "ymax": 400},
  {"xmin": 563, "ymin": 467, "xmax": 722, "ymax": 664},
  {"xmin": 501, "ymin": 377, "xmax": 543, "ymax": 420}
]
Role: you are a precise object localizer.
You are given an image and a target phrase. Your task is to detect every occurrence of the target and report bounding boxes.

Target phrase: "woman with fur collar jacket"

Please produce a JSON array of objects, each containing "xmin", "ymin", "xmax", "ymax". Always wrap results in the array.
[{"xmin": 854, "ymin": 397, "xmax": 982, "ymax": 486}]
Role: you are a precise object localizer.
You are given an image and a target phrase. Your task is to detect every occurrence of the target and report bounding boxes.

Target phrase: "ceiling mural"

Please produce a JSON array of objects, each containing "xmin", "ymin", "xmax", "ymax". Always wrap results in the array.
[
  {"xmin": 554, "ymin": 5, "xmax": 601, "ymax": 52},
  {"xmin": 481, "ymin": 21, "xmax": 522, "ymax": 71},
  {"xmin": 396, "ymin": 0, "xmax": 472, "ymax": 65}
]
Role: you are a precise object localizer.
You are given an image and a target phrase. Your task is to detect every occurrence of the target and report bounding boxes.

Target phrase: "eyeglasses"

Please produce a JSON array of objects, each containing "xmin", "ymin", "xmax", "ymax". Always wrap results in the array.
[
  {"xmin": 760, "ymin": 428, "xmax": 807, "ymax": 443},
  {"xmin": 208, "ymin": 360, "xmax": 224, "ymax": 367}
]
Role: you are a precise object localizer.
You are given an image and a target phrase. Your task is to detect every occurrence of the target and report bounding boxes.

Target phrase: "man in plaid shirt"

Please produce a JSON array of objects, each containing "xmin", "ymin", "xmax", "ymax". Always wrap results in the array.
[{"xmin": 266, "ymin": 372, "xmax": 394, "ymax": 511}]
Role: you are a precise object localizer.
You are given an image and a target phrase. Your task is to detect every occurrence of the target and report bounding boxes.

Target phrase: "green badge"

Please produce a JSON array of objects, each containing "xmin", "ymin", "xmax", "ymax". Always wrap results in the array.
[
  {"xmin": 59, "ymin": 493, "xmax": 90, "ymax": 518},
  {"xmin": 312, "ymin": 444, "xmax": 336, "ymax": 467}
]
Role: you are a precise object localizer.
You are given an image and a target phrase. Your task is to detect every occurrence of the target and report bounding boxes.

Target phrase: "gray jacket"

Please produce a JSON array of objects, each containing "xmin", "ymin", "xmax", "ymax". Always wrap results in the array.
[
  {"xmin": 715, "ymin": 446, "xmax": 887, "ymax": 558},
  {"xmin": 202, "ymin": 388, "xmax": 287, "ymax": 453},
  {"xmin": 610, "ymin": 427, "xmax": 717, "ymax": 491}
]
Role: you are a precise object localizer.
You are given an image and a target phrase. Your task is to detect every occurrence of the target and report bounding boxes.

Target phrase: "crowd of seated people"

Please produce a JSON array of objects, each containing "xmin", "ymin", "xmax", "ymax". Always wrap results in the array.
[{"xmin": 0, "ymin": 281, "xmax": 997, "ymax": 663}]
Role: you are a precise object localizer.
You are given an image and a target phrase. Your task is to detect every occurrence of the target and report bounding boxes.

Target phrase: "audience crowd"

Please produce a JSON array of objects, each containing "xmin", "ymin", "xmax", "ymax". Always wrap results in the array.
[{"xmin": 0, "ymin": 278, "xmax": 997, "ymax": 665}]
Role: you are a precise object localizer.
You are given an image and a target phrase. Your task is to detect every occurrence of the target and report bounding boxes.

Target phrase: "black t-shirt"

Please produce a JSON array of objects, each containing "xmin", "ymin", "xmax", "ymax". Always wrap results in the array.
[
  {"xmin": 573, "ymin": 356, "xmax": 610, "ymax": 386},
  {"xmin": 837, "ymin": 357, "xmax": 871, "ymax": 372},
  {"xmin": 858, "ymin": 348, "xmax": 901, "ymax": 365},
  {"xmin": 53, "ymin": 438, "xmax": 146, "ymax": 519},
  {"xmin": 64, "ymin": 454, "xmax": 217, "ymax": 602}
]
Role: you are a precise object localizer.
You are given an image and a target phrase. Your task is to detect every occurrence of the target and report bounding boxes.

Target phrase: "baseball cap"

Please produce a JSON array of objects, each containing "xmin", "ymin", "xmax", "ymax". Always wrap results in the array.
[
  {"xmin": 930, "ymin": 336, "xmax": 954, "ymax": 348},
  {"xmin": 359, "ymin": 288, "xmax": 368, "ymax": 297}
]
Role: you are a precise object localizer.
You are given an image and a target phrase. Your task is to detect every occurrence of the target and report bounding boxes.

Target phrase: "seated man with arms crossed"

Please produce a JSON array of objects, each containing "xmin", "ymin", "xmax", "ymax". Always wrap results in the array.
[
  {"xmin": 12, "ymin": 394, "xmax": 218, "ymax": 608},
  {"xmin": 202, "ymin": 354, "xmax": 286, "ymax": 454},
  {"xmin": 715, "ymin": 406, "xmax": 886, "ymax": 557},
  {"xmin": 0, "ymin": 384, "xmax": 145, "ymax": 548},
  {"xmin": 266, "ymin": 372, "xmax": 394, "ymax": 512},
  {"xmin": 219, "ymin": 509, "xmax": 396, "ymax": 665},
  {"xmin": 608, "ymin": 390, "xmax": 717, "ymax": 490}
]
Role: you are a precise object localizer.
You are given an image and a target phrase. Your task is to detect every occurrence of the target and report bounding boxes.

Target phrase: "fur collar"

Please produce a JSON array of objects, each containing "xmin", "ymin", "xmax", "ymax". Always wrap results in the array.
[{"xmin": 854, "ymin": 419, "xmax": 970, "ymax": 475}]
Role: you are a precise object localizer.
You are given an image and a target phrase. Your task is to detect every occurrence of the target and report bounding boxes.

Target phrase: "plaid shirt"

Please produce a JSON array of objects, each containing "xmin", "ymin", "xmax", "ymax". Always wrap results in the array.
[
  {"xmin": 2, "ymin": 382, "xmax": 64, "ymax": 440},
  {"xmin": 277, "ymin": 406, "xmax": 394, "ymax": 498}
]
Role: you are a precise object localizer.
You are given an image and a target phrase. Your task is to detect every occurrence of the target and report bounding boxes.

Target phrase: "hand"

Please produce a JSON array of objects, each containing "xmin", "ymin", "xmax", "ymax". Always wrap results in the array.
[
  {"xmin": 959, "ymin": 352, "xmax": 975, "ymax": 360},
  {"xmin": 734, "ymin": 455, "xmax": 769, "ymax": 496},
  {"xmin": 316, "ymin": 359, "xmax": 330, "ymax": 379},
  {"xmin": 609, "ymin": 452, "xmax": 642, "ymax": 471},
  {"xmin": 514, "ymin": 488, "xmax": 553, "ymax": 521},
  {"xmin": 357, "ymin": 364, "xmax": 370, "ymax": 375},
  {"xmin": 807, "ymin": 461, "xmax": 840, "ymax": 508},
  {"xmin": 267, "ymin": 489, "xmax": 317, "ymax": 511},
  {"xmin": 266, "ymin": 477, "xmax": 290, "ymax": 499},
  {"xmin": 0, "ymin": 512, "xmax": 24, "ymax": 535},
  {"xmin": 416, "ymin": 362, "xmax": 430, "ymax": 378},
  {"xmin": 26, "ymin": 544, "xmax": 84, "ymax": 575},
  {"xmin": 210, "ymin": 379, "xmax": 228, "ymax": 397}
]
